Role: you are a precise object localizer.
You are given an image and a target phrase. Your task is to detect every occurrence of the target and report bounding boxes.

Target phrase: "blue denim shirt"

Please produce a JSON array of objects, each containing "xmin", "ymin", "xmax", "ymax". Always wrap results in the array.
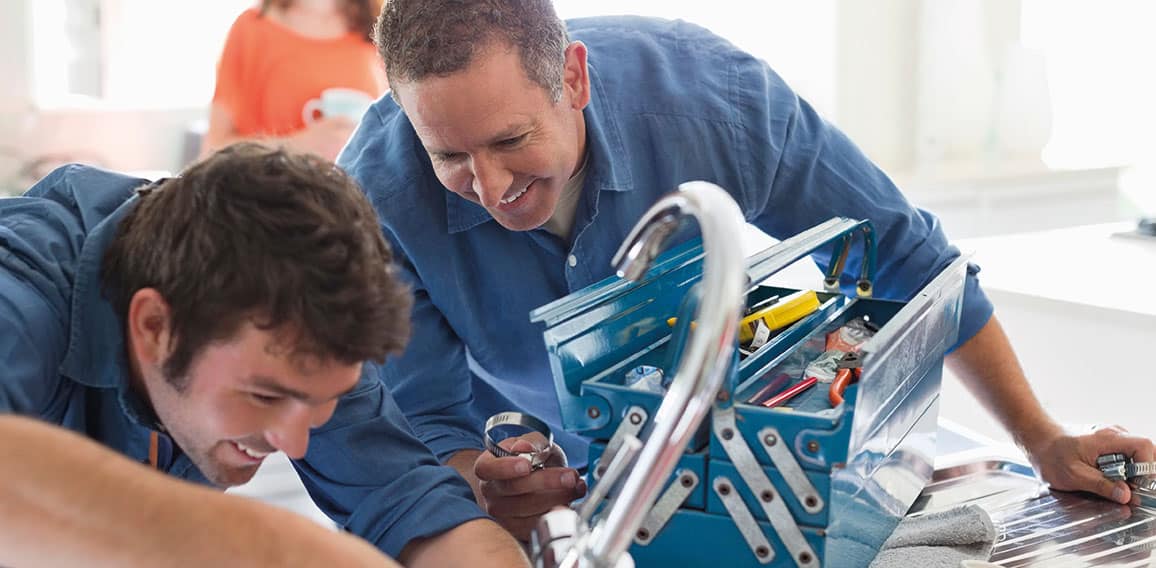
[
  {"xmin": 338, "ymin": 16, "xmax": 993, "ymax": 467},
  {"xmin": 0, "ymin": 165, "xmax": 486, "ymax": 558}
]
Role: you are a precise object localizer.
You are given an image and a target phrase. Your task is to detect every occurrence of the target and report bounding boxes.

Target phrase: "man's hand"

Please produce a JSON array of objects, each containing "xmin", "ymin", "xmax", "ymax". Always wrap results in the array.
[
  {"xmin": 946, "ymin": 316, "xmax": 1156, "ymax": 505},
  {"xmin": 475, "ymin": 437, "xmax": 588, "ymax": 541},
  {"xmin": 1025, "ymin": 424, "xmax": 1156, "ymax": 504}
]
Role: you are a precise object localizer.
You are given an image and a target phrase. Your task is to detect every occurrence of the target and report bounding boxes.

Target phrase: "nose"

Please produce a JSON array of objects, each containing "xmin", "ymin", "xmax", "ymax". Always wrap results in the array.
[
  {"xmin": 266, "ymin": 404, "xmax": 314, "ymax": 460},
  {"xmin": 470, "ymin": 153, "xmax": 513, "ymax": 208}
]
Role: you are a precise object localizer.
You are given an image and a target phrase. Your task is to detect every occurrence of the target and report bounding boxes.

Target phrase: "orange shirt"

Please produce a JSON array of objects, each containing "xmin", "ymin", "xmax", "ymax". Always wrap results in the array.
[{"xmin": 211, "ymin": 8, "xmax": 383, "ymax": 137}]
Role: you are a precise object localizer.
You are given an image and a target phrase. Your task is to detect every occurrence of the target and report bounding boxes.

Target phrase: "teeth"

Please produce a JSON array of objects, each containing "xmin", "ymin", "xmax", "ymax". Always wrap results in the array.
[
  {"xmin": 235, "ymin": 442, "xmax": 271, "ymax": 459},
  {"xmin": 499, "ymin": 186, "xmax": 528, "ymax": 205}
]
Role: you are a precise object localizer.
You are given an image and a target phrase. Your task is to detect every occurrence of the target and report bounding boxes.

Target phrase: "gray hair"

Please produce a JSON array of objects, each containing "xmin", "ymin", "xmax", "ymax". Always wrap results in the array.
[{"xmin": 375, "ymin": 0, "xmax": 569, "ymax": 102}]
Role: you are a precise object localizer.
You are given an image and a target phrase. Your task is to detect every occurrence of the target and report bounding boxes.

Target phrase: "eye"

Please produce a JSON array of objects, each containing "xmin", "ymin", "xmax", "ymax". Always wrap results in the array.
[
  {"xmin": 432, "ymin": 151, "xmax": 465, "ymax": 163},
  {"xmin": 496, "ymin": 134, "xmax": 527, "ymax": 148},
  {"xmin": 248, "ymin": 392, "xmax": 282, "ymax": 406}
]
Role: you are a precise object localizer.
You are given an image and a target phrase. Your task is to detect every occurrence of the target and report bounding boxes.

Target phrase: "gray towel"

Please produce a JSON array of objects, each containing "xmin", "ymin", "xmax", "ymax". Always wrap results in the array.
[{"xmin": 869, "ymin": 505, "xmax": 996, "ymax": 568}]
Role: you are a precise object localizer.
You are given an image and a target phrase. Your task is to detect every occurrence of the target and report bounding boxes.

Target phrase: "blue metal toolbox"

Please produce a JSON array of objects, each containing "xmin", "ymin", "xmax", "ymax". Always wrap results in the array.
[{"xmin": 530, "ymin": 216, "xmax": 969, "ymax": 567}]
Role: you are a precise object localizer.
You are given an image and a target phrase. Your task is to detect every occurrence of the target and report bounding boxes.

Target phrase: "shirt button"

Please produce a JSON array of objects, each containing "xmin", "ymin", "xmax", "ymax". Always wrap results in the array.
[{"xmin": 567, "ymin": 254, "xmax": 578, "ymax": 267}]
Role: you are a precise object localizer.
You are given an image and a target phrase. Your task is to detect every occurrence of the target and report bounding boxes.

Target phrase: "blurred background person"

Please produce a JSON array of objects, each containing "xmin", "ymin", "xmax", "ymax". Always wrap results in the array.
[{"xmin": 199, "ymin": 0, "xmax": 387, "ymax": 161}]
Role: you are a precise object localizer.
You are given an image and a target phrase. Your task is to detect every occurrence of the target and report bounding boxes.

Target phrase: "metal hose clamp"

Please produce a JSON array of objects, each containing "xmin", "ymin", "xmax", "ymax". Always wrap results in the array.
[
  {"xmin": 485, "ymin": 411, "xmax": 554, "ymax": 470},
  {"xmin": 1099, "ymin": 453, "xmax": 1156, "ymax": 481}
]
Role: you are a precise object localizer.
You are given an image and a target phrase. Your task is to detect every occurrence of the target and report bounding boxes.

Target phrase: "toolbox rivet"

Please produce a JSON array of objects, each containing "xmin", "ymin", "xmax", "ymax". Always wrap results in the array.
[
  {"xmin": 595, "ymin": 465, "xmax": 606, "ymax": 479},
  {"xmin": 629, "ymin": 412, "xmax": 642, "ymax": 425},
  {"xmin": 763, "ymin": 434, "xmax": 778, "ymax": 447},
  {"xmin": 800, "ymin": 552, "xmax": 814, "ymax": 564},
  {"xmin": 807, "ymin": 441, "xmax": 819, "ymax": 453},
  {"xmin": 680, "ymin": 475, "xmax": 694, "ymax": 488},
  {"xmin": 721, "ymin": 428, "xmax": 734, "ymax": 440},
  {"xmin": 805, "ymin": 496, "xmax": 818, "ymax": 508},
  {"xmin": 755, "ymin": 546, "xmax": 770, "ymax": 558},
  {"xmin": 760, "ymin": 490, "xmax": 774, "ymax": 502},
  {"xmin": 716, "ymin": 391, "xmax": 730, "ymax": 402},
  {"xmin": 587, "ymin": 407, "xmax": 601, "ymax": 419},
  {"xmin": 636, "ymin": 528, "xmax": 650, "ymax": 541},
  {"xmin": 719, "ymin": 483, "xmax": 732, "ymax": 496}
]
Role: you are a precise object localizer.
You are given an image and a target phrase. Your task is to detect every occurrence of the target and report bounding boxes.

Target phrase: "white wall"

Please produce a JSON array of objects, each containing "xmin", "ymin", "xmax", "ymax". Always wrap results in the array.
[
  {"xmin": 834, "ymin": 1, "xmax": 918, "ymax": 172},
  {"xmin": 0, "ymin": 0, "xmax": 34, "ymax": 189}
]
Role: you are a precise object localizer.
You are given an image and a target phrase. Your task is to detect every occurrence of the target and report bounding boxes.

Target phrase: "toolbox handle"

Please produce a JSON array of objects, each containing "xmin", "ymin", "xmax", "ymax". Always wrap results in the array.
[{"xmin": 746, "ymin": 218, "xmax": 876, "ymax": 297}]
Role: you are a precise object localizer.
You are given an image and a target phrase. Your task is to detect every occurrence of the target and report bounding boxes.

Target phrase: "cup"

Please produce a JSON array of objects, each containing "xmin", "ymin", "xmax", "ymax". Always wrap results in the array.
[{"xmin": 302, "ymin": 87, "xmax": 373, "ymax": 124}]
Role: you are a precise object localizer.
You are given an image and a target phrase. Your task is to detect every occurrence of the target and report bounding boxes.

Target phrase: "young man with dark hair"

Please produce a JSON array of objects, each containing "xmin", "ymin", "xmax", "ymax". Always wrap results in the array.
[
  {"xmin": 339, "ymin": 0, "xmax": 1154, "ymax": 540},
  {"xmin": 0, "ymin": 143, "xmax": 528, "ymax": 566}
]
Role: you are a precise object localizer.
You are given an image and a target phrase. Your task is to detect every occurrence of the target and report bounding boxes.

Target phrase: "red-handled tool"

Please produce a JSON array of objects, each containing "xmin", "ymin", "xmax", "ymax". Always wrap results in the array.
[
  {"xmin": 828, "ymin": 352, "xmax": 862, "ymax": 407},
  {"xmin": 761, "ymin": 376, "xmax": 818, "ymax": 408}
]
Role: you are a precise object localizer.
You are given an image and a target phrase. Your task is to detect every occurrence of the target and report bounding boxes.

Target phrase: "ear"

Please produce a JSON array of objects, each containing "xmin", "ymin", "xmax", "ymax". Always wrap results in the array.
[
  {"xmin": 562, "ymin": 41, "xmax": 591, "ymax": 111},
  {"xmin": 126, "ymin": 288, "xmax": 174, "ymax": 371}
]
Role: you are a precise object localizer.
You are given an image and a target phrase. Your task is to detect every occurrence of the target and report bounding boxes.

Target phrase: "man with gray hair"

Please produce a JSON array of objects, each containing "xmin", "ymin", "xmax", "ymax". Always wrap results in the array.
[{"xmin": 339, "ymin": 0, "xmax": 1155, "ymax": 540}]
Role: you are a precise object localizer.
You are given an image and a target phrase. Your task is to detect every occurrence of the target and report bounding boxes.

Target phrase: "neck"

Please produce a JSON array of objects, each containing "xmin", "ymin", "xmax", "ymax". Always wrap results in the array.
[
  {"xmin": 269, "ymin": 1, "xmax": 349, "ymax": 38},
  {"xmin": 571, "ymin": 113, "xmax": 588, "ymax": 179},
  {"xmin": 287, "ymin": 0, "xmax": 339, "ymax": 13}
]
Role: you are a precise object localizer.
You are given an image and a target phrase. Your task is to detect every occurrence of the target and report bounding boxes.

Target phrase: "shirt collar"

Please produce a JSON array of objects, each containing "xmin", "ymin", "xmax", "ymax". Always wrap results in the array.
[
  {"xmin": 59, "ymin": 195, "xmax": 138, "ymax": 390},
  {"xmin": 445, "ymin": 61, "xmax": 635, "ymax": 234}
]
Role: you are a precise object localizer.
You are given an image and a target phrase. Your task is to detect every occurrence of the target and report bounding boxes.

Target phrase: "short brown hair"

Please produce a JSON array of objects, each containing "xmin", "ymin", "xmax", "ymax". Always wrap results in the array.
[
  {"xmin": 102, "ymin": 143, "xmax": 411, "ymax": 386},
  {"xmin": 374, "ymin": 0, "xmax": 569, "ymax": 101}
]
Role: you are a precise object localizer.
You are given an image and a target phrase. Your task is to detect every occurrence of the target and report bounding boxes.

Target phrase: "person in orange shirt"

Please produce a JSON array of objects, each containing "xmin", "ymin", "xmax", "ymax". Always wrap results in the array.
[{"xmin": 200, "ymin": 0, "xmax": 387, "ymax": 161}]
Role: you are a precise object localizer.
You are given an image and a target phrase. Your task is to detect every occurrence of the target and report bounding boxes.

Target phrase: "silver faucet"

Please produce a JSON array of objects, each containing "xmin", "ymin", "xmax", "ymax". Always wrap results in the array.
[{"xmin": 533, "ymin": 181, "xmax": 748, "ymax": 568}]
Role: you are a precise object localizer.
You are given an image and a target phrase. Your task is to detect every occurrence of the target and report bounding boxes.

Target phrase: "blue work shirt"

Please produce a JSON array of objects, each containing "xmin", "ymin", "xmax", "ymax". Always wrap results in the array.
[
  {"xmin": 0, "ymin": 165, "xmax": 487, "ymax": 558},
  {"xmin": 338, "ymin": 16, "xmax": 994, "ymax": 467}
]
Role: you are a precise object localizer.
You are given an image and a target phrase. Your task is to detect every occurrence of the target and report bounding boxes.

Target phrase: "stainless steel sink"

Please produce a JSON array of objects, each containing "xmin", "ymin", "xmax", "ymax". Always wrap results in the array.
[{"xmin": 912, "ymin": 458, "xmax": 1156, "ymax": 566}]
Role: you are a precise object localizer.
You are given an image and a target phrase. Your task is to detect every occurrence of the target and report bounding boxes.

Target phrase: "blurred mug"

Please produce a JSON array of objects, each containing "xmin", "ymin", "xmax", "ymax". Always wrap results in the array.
[{"xmin": 302, "ymin": 88, "xmax": 373, "ymax": 124}]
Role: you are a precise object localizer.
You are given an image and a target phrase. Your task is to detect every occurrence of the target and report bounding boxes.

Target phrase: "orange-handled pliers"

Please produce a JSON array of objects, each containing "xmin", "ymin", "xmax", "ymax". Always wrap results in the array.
[{"xmin": 829, "ymin": 351, "xmax": 862, "ymax": 407}]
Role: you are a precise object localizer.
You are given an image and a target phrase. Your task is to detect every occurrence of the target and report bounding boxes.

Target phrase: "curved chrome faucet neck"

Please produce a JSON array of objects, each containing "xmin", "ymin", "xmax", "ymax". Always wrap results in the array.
[{"xmin": 576, "ymin": 181, "xmax": 747, "ymax": 567}]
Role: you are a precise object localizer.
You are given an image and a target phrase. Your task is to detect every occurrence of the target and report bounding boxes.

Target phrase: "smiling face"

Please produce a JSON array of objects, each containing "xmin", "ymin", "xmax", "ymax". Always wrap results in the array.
[
  {"xmin": 128, "ymin": 290, "xmax": 361, "ymax": 488},
  {"xmin": 394, "ymin": 41, "xmax": 591, "ymax": 231}
]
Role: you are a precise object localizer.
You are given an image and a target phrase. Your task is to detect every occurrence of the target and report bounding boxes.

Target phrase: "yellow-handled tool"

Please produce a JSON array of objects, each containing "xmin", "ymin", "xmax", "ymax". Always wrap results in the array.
[
  {"xmin": 667, "ymin": 289, "xmax": 820, "ymax": 345},
  {"xmin": 737, "ymin": 289, "xmax": 820, "ymax": 344}
]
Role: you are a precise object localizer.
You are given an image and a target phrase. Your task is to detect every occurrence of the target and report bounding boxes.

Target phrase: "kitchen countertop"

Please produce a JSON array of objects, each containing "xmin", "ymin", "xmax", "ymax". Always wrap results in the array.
[{"xmin": 955, "ymin": 221, "xmax": 1156, "ymax": 318}]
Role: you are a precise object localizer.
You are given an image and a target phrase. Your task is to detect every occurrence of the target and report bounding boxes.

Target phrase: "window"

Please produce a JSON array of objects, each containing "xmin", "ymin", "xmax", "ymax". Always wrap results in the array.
[
  {"xmin": 32, "ymin": 0, "xmax": 253, "ymax": 108},
  {"xmin": 1020, "ymin": 0, "xmax": 1156, "ymax": 170}
]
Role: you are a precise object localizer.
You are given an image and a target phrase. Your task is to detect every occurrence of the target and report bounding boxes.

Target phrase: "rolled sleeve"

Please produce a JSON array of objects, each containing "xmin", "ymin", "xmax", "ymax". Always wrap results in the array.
[
  {"xmin": 956, "ymin": 263, "xmax": 994, "ymax": 349},
  {"xmin": 293, "ymin": 368, "xmax": 488, "ymax": 558}
]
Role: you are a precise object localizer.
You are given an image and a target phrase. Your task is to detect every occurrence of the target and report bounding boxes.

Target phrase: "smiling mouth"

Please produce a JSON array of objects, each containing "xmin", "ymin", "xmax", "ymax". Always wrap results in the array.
[
  {"xmin": 233, "ymin": 441, "xmax": 273, "ymax": 460},
  {"xmin": 499, "ymin": 185, "xmax": 529, "ymax": 205}
]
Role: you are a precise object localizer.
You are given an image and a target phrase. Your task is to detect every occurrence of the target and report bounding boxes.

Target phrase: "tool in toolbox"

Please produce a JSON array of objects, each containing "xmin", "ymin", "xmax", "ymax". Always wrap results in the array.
[
  {"xmin": 827, "ymin": 351, "xmax": 862, "ymax": 407},
  {"xmin": 666, "ymin": 289, "xmax": 821, "ymax": 349},
  {"xmin": 737, "ymin": 290, "xmax": 821, "ymax": 345},
  {"xmin": 761, "ymin": 376, "xmax": 818, "ymax": 409},
  {"xmin": 745, "ymin": 373, "xmax": 791, "ymax": 405},
  {"xmin": 527, "ymin": 181, "xmax": 971, "ymax": 567}
]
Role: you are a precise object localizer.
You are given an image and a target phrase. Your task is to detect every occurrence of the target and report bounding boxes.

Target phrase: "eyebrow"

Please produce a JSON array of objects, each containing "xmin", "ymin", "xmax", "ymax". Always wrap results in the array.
[{"xmin": 248, "ymin": 376, "xmax": 357, "ymax": 405}]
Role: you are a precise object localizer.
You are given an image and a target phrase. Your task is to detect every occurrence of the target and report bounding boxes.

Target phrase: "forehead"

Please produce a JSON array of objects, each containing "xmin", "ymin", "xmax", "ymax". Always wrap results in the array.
[
  {"xmin": 195, "ymin": 323, "xmax": 362, "ymax": 399},
  {"xmin": 396, "ymin": 47, "xmax": 554, "ymax": 149}
]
